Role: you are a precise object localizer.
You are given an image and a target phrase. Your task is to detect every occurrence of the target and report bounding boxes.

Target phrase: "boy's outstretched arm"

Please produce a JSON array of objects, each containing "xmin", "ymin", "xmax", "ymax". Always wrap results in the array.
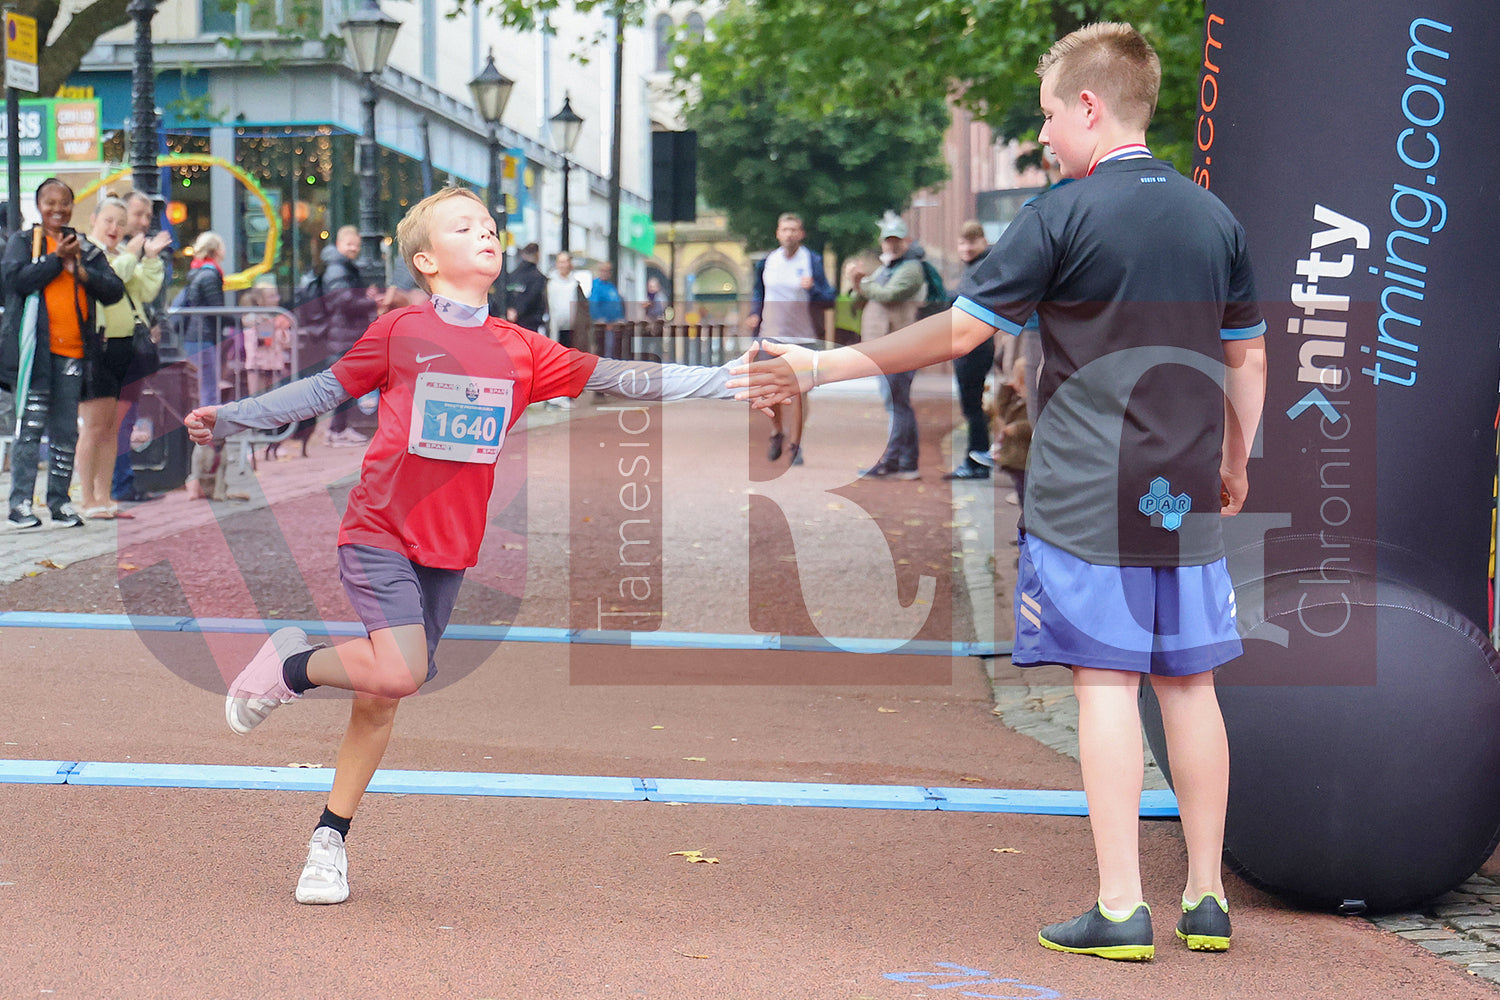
[
  {"xmin": 185, "ymin": 370, "xmax": 351, "ymax": 445},
  {"xmin": 1220, "ymin": 336, "xmax": 1266, "ymax": 517},
  {"xmin": 586, "ymin": 350, "xmax": 769, "ymax": 410},
  {"xmin": 726, "ymin": 308, "xmax": 998, "ymax": 409}
]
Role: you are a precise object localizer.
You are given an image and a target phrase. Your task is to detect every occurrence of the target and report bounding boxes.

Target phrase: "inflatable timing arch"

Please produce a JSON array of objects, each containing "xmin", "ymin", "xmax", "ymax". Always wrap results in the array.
[{"xmin": 1142, "ymin": 3, "xmax": 1500, "ymax": 913}]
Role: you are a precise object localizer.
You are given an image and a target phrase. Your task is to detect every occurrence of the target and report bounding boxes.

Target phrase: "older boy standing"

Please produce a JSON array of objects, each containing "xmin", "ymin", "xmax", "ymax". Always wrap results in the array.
[{"xmin": 734, "ymin": 22, "xmax": 1266, "ymax": 960}]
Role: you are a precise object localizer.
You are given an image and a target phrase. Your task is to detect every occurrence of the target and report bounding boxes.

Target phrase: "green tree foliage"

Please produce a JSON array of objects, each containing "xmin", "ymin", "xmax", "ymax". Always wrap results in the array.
[
  {"xmin": 686, "ymin": 82, "xmax": 949, "ymax": 260},
  {"xmin": 677, "ymin": 0, "xmax": 1205, "ymax": 172}
]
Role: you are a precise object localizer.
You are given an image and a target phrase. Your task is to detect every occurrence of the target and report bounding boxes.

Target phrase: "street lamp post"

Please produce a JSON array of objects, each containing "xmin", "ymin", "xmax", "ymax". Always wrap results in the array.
[
  {"xmin": 549, "ymin": 94, "xmax": 583, "ymax": 254},
  {"xmin": 340, "ymin": 0, "xmax": 401, "ymax": 288},
  {"xmin": 468, "ymin": 50, "xmax": 514, "ymax": 314},
  {"xmin": 127, "ymin": 0, "xmax": 160, "ymax": 233}
]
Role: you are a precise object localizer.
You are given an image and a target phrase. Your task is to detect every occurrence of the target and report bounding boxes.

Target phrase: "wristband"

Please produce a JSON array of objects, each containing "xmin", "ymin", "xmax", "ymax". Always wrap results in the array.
[{"xmin": 810, "ymin": 351, "xmax": 820, "ymax": 389}]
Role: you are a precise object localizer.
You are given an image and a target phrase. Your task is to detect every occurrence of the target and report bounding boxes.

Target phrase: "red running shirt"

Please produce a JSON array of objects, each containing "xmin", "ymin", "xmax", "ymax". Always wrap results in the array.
[{"xmin": 331, "ymin": 301, "xmax": 598, "ymax": 569}]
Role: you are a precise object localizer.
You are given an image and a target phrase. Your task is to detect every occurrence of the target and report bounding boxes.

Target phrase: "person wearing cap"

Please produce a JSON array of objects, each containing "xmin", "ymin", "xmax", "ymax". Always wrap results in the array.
[
  {"xmin": 504, "ymin": 242, "xmax": 548, "ymax": 333},
  {"xmin": 847, "ymin": 214, "xmax": 927, "ymax": 479}
]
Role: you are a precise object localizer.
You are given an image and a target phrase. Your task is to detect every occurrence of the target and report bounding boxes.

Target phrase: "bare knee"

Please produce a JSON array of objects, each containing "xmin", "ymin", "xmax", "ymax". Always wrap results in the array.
[
  {"xmin": 361, "ymin": 664, "xmax": 425, "ymax": 700},
  {"xmin": 350, "ymin": 695, "xmax": 402, "ymax": 727},
  {"xmin": 360, "ymin": 625, "xmax": 429, "ymax": 699}
]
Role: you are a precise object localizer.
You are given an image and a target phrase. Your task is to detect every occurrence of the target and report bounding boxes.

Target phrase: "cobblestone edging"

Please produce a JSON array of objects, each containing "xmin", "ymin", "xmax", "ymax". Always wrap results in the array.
[{"xmin": 1368, "ymin": 878, "xmax": 1500, "ymax": 986}]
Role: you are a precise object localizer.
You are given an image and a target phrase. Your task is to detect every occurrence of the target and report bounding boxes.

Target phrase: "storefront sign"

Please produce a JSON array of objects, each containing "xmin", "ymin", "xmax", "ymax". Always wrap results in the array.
[{"xmin": 0, "ymin": 97, "xmax": 102, "ymax": 164}]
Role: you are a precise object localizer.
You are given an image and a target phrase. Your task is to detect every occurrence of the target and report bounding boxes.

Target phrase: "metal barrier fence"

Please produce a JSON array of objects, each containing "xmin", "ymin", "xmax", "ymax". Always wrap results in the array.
[
  {"xmin": 160, "ymin": 304, "xmax": 307, "ymax": 445},
  {"xmin": 589, "ymin": 320, "xmax": 735, "ymax": 367}
]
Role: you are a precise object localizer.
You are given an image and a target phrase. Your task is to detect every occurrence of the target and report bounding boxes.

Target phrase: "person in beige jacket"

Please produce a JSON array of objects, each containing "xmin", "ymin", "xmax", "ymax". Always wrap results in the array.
[{"xmin": 847, "ymin": 214, "xmax": 926, "ymax": 478}]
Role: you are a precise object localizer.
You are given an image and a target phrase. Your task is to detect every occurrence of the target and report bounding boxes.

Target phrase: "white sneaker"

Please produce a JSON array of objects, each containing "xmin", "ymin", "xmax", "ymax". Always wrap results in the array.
[
  {"xmin": 225, "ymin": 627, "xmax": 318, "ymax": 735},
  {"xmin": 295, "ymin": 827, "xmax": 349, "ymax": 904}
]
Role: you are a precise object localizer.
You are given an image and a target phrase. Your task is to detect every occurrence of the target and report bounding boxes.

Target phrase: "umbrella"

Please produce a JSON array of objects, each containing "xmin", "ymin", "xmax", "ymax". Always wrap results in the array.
[
  {"xmin": 12, "ymin": 227, "xmax": 45, "ymax": 426},
  {"xmin": 12, "ymin": 294, "xmax": 36, "ymax": 426}
]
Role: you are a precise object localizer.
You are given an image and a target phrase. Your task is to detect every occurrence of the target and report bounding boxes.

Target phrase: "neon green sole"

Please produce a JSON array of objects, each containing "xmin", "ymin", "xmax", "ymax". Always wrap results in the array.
[
  {"xmin": 1176, "ymin": 929, "xmax": 1231, "ymax": 951},
  {"xmin": 1039, "ymin": 935, "xmax": 1155, "ymax": 961}
]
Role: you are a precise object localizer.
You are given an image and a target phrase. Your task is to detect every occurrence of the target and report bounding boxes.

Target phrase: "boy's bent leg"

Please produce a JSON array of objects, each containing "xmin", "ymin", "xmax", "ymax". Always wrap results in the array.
[
  {"xmin": 1073, "ymin": 665, "xmax": 1147, "ymax": 912},
  {"xmin": 304, "ymin": 623, "xmax": 430, "ymax": 700},
  {"xmin": 1150, "ymin": 671, "xmax": 1229, "ymax": 906}
]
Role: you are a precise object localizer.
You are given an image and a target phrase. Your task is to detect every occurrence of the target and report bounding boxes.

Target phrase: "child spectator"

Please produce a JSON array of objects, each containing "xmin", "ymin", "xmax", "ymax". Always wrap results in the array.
[
  {"xmin": 186, "ymin": 186, "xmax": 749, "ymax": 905},
  {"xmin": 732, "ymin": 22, "xmax": 1267, "ymax": 960},
  {"xmin": 240, "ymin": 278, "xmax": 293, "ymax": 396}
]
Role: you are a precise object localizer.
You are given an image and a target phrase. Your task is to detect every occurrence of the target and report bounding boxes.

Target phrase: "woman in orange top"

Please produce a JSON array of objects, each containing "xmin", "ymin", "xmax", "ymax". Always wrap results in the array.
[{"xmin": 0, "ymin": 177, "xmax": 125, "ymax": 528}]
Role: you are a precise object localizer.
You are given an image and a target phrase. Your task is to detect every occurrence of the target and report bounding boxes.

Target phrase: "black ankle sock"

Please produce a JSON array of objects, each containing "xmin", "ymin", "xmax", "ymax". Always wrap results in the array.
[
  {"xmin": 317, "ymin": 807, "xmax": 351, "ymax": 839},
  {"xmin": 282, "ymin": 649, "xmax": 318, "ymax": 694}
]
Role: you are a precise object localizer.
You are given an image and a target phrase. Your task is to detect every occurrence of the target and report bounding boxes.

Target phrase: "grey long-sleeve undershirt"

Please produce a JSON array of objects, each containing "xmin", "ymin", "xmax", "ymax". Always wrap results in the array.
[{"xmin": 212, "ymin": 358, "xmax": 738, "ymax": 439}]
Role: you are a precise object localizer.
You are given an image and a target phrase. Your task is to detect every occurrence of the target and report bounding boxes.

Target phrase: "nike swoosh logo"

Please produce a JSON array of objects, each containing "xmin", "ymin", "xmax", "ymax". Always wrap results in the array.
[{"xmin": 415, "ymin": 353, "xmax": 445, "ymax": 363}]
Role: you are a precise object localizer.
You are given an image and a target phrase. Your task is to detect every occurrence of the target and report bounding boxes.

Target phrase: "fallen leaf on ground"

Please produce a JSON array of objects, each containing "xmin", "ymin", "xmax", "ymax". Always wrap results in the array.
[
  {"xmin": 682, "ymin": 756, "xmax": 707, "ymax": 762},
  {"xmin": 35, "ymin": 558, "xmax": 66, "ymax": 570},
  {"xmin": 118, "ymin": 562, "xmax": 139, "ymax": 571},
  {"xmin": 674, "ymin": 950, "xmax": 710, "ymax": 959},
  {"xmin": 992, "ymin": 847, "xmax": 1023, "ymax": 854},
  {"xmin": 669, "ymin": 850, "xmax": 720, "ymax": 864},
  {"xmin": 877, "ymin": 707, "xmax": 899, "ymax": 714},
  {"xmin": 960, "ymin": 777, "xmax": 984, "ymax": 783}
]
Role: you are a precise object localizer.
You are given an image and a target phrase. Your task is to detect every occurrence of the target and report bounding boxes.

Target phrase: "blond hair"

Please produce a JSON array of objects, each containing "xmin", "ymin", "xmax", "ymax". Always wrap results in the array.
[
  {"xmin": 1036, "ymin": 22, "xmax": 1160, "ymax": 132},
  {"xmin": 396, "ymin": 187, "xmax": 487, "ymax": 293},
  {"xmin": 192, "ymin": 231, "xmax": 225, "ymax": 261},
  {"xmin": 92, "ymin": 196, "xmax": 127, "ymax": 220}
]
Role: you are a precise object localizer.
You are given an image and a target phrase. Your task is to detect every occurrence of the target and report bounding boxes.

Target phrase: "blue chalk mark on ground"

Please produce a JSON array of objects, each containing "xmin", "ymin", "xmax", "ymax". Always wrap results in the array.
[{"xmin": 884, "ymin": 962, "xmax": 1109, "ymax": 999}]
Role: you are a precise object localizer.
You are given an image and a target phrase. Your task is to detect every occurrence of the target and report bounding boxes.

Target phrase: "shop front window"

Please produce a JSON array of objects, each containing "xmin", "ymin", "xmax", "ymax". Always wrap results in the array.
[{"xmin": 201, "ymin": 0, "xmax": 321, "ymax": 38}]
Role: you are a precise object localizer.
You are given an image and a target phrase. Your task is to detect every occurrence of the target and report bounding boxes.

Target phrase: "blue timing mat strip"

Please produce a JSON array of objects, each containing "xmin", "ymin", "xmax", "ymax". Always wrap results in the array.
[
  {"xmin": 0, "ymin": 759, "xmax": 1176, "ymax": 817},
  {"xmin": 0, "ymin": 611, "xmax": 1013, "ymax": 657}
]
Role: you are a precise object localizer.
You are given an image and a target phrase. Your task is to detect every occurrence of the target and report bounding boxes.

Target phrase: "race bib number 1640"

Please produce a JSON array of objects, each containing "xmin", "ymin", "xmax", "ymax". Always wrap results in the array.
[{"xmin": 407, "ymin": 372, "xmax": 513, "ymax": 464}]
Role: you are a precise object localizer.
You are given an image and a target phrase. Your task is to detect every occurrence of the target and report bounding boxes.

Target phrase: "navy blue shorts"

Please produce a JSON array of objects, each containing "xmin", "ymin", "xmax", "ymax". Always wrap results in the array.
[
  {"xmin": 337, "ymin": 543, "xmax": 465, "ymax": 682},
  {"xmin": 1012, "ymin": 533, "xmax": 1242, "ymax": 676}
]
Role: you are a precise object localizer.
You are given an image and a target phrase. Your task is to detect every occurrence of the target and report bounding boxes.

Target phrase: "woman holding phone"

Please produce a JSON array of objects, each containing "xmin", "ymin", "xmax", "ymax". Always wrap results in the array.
[{"xmin": 0, "ymin": 178, "xmax": 125, "ymax": 528}]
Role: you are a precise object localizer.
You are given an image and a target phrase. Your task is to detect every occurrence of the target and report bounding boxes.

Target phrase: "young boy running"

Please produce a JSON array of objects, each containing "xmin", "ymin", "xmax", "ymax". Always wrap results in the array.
[
  {"xmin": 187, "ymin": 187, "xmax": 747, "ymax": 904},
  {"xmin": 731, "ymin": 23, "xmax": 1266, "ymax": 960}
]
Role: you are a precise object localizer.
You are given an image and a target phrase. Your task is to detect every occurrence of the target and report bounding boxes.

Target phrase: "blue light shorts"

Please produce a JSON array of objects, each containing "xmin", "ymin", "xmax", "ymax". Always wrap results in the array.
[{"xmin": 1012, "ymin": 533, "xmax": 1242, "ymax": 676}]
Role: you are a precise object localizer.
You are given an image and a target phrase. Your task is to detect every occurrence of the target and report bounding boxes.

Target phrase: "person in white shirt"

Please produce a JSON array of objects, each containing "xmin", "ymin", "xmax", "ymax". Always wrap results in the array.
[
  {"xmin": 544, "ymin": 251, "xmax": 588, "ymax": 409},
  {"xmin": 745, "ymin": 213, "xmax": 835, "ymax": 466}
]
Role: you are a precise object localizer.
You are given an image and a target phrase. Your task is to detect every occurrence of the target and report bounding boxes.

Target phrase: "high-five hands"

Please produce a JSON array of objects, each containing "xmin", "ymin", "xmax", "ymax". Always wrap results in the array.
[{"xmin": 727, "ymin": 340, "xmax": 816, "ymax": 412}]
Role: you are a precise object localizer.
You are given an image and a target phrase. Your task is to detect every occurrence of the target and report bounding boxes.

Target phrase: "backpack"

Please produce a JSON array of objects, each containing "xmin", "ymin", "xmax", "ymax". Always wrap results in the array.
[
  {"xmin": 292, "ymin": 268, "xmax": 328, "ymax": 338},
  {"xmin": 920, "ymin": 260, "xmax": 947, "ymax": 305},
  {"xmin": 167, "ymin": 264, "xmax": 217, "ymax": 341},
  {"xmin": 918, "ymin": 259, "xmax": 948, "ymax": 318}
]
